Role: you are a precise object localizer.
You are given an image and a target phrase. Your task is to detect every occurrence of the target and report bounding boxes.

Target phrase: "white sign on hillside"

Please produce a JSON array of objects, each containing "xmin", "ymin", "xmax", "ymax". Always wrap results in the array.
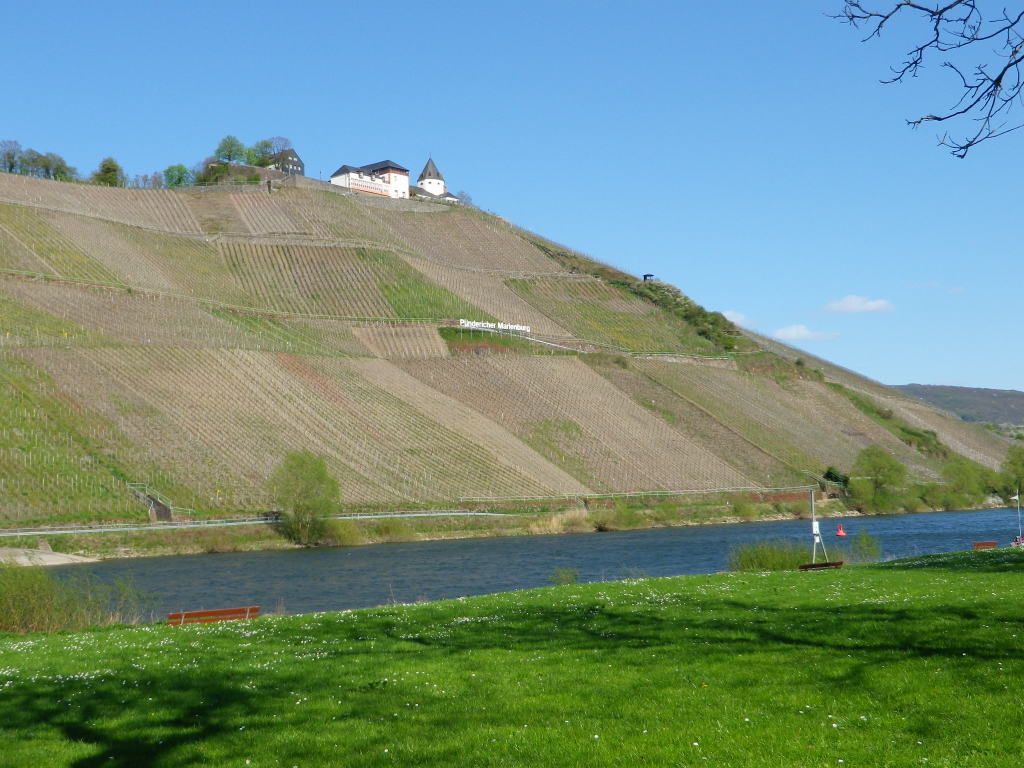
[{"xmin": 459, "ymin": 318, "xmax": 532, "ymax": 334}]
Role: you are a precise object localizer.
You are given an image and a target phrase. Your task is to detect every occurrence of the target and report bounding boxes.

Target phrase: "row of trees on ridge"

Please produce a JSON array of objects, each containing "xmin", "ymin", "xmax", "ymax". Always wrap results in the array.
[{"xmin": 0, "ymin": 135, "xmax": 292, "ymax": 190}]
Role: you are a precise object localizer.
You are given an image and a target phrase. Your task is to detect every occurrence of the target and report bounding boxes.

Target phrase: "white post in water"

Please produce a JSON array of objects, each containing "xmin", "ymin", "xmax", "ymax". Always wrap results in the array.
[
  {"xmin": 810, "ymin": 487, "xmax": 827, "ymax": 564},
  {"xmin": 1014, "ymin": 489, "xmax": 1022, "ymax": 544}
]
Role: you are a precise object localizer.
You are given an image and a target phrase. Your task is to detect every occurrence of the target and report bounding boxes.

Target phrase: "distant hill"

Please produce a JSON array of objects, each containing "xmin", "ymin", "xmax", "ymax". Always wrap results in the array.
[
  {"xmin": 895, "ymin": 384, "xmax": 1024, "ymax": 425},
  {"xmin": 0, "ymin": 171, "xmax": 1011, "ymax": 524}
]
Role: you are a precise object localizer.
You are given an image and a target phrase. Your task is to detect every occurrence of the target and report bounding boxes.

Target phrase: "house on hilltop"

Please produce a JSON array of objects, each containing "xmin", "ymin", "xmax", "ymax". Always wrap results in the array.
[
  {"xmin": 329, "ymin": 157, "xmax": 460, "ymax": 203},
  {"xmin": 330, "ymin": 160, "xmax": 410, "ymax": 198},
  {"xmin": 267, "ymin": 149, "xmax": 304, "ymax": 176},
  {"xmin": 410, "ymin": 157, "xmax": 460, "ymax": 203}
]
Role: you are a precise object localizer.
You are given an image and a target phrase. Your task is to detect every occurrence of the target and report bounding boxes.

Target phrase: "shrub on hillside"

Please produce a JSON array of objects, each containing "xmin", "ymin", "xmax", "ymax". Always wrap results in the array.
[
  {"xmin": 528, "ymin": 508, "xmax": 590, "ymax": 535},
  {"xmin": 848, "ymin": 446, "xmax": 907, "ymax": 513},
  {"xmin": 369, "ymin": 518, "xmax": 416, "ymax": 543},
  {"xmin": 823, "ymin": 466, "xmax": 850, "ymax": 488},
  {"xmin": 322, "ymin": 519, "xmax": 365, "ymax": 547},
  {"xmin": 940, "ymin": 457, "xmax": 991, "ymax": 507},
  {"xmin": 999, "ymin": 445, "xmax": 1024, "ymax": 499},
  {"xmin": 787, "ymin": 500, "xmax": 811, "ymax": 519},
  {"xmin": 525, "ymin": 237, "xmax": 741, "ymax": 352},
  {"xmin": 731, "ymin": 500, "xmax": 757, "ymax": 521},
  {"xmin": 592, "ymin": 506, "xmax": 644, "ymax": 531}
]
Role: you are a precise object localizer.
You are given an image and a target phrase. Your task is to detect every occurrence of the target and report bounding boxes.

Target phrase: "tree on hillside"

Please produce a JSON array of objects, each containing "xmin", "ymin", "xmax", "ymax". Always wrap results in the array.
[
  {"xmin": 940, "ymin": 456, "xmax": 990, "ymax": 507},
  {"xmin": 835, "ymin": 2, "xmax": 1024, "ymax": 157},
  {"xmin": 127, "ymin": 171, "xmax": 164, "ymax": 189},
  {"xmin": 849, "ymin": 445, "xmax": 907, "ymax": 512},
  {"xmin": 268, "ymin": 136, "xmax": 292, "ymax": 155},
  {"xmin": 214, "ymin": 135, "xmax": 247, "ymax": 164},
  {"xmin": 247, "ymin": 138, "xmax": 274, "ymax": 167},
  {"xmin": 163, "ymin": 164, "xmax": 193, "ymax": 188},
  {"xmin": 18, "ymin": 149, "xmax": 76, "ymax": 181},
  {"xmin": 1003, "ymin": 444, "xmax": 1024, "ymax": 493},
  {"xmin": 0, "ymin": 140, "xmax": 21, "ymax": 173},
  {"xmin": 268, "ymin": 450, "xmax": 339, "ymax": 545},
  {"xmin": 91, "ymin": 157, "xmax": 126, "ymax": 187}
]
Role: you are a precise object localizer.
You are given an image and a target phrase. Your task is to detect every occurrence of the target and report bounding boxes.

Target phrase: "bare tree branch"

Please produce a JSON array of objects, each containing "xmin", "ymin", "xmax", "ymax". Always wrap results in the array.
[{"xmin": 834, "ymin": 2, "xmax": 1024, "ymax": 156}]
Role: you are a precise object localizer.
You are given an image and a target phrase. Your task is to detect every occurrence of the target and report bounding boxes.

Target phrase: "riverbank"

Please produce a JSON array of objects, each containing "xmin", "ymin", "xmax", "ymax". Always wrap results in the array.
[
  {"xmin": 1, "ymin": 497, "xmax": 863, "ymax": 562},
  {"xmin": 5, "ymin": 492, "xmax": 1011, "ymax": 565},
  {"xmin": 4, "ymin": 548, "xmax": 1022, "ymax": 766},
  {"xmin": 0, "ymin": 548, "xmax": 96, "ymax": 566}
]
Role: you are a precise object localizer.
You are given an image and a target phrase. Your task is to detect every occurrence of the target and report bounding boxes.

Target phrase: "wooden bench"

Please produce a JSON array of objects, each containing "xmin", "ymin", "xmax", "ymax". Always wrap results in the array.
[
  {"xmin": 972, "ymin": 541, "xmax": 998, "ymax": 551},
  {"xmin": 167, "ymin": 606, "xmax": 260, "ymax": 626},
  {"xmin": 798, "ymin": 561, "xmax": 844, "ymax": 571}
]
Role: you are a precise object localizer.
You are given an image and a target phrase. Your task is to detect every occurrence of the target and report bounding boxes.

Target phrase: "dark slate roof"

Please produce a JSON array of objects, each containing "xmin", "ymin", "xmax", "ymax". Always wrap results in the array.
[
  {"xmin": 330, "ymin": 165, "xmax": 362, "ymax": 178},
  {"xmin": 269, "ymin": 149, "xmax": 301, "ymax": 163},
  {"xmin": 360, "ymin": 160, "xmax": 409, "ymax": 173},
  {"xmin": 418, "ymin": 157, "xmax": 444, "ymax": 183},
  {"xmin": 410, "ymin": 185, "xmax": 459, "ymax": 201}
]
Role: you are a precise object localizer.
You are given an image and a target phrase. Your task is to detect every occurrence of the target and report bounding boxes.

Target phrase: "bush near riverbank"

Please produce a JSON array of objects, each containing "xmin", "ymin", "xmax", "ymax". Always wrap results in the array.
[
  {"xmin": 2, "ymin": 550, "xmax": 1022, "ymax": 766},
  {"xmin": 0, "ymin": 563, "xmax": 139, "ymax": 633}
]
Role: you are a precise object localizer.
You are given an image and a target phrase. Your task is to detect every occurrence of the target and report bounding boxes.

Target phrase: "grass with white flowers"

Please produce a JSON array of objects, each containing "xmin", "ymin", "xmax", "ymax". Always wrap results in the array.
[{"xmin": 1, "ymin": 549, "xmax": 1022, "ymax": 767}]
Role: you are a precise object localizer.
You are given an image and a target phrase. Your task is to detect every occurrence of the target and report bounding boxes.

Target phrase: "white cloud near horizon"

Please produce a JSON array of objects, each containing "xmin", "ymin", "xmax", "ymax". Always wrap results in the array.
[
  {"xmin": 772, "ymin": 324, "xmax": 839, "ymax": 341},
  {"xmin": 824, "ymin": 295, "xmax": 894, "ymax": 313},
  {"xmin": 722, "ymin": 309, "xmax": 749, "ymax": 327}
]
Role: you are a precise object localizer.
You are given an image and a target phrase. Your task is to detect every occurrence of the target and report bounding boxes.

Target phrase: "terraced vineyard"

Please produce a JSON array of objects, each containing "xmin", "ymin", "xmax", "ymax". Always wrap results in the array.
[
  {"xmin": 3, "ymin": 281, "xmax": 250, "ymax": 348},
  {"xmin": 398, "ymin": 357, "xmax": 753, "ymax": 493},
  {"xmin": 352, "ymin": 325, "xmax": 450, "ymax": 359},
  {"xmin": 635, "ymin": 361, "xmax": 939, "ymax": 476},
  {"xmin": 401, "ymin": 255, "xmax": 571, "ymax": 337},
  {"xmin": 0, "ymin": 204, "xmax": 123, "ymax": 284},
  {"xmin": 0, "ymin": 175, "xmax": 1011, "ymax": 521},
  {"xmin": 369, "ymin": 204, "xmax": 566, "ymax": 274},
  {"xmin": 509, "ymin": 278, "xmax": 721, "ymax": 354},
  {"xmin": 584, "ymin": 356, "xmax": 805, "ymax": 487},
  {"xmin": 0, "ymin": 172, "xmax": 200, "ymax": 233},
  {"xmin": 0, "ymin": 351, "xmax": 185, "ymax": 523}
]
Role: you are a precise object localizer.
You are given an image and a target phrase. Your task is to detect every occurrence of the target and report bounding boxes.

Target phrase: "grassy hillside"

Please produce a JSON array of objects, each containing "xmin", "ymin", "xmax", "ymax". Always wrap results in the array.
[
  {"xmin": 897, "ymin": 383, "xmax": 1024, "ymax": 426},
  {"xmin": 2, "ymin": 550, "xmax": 1022, "ymax": 766},
  {"xmin": 0, "ymin": 173, "xmax": 1011, "ymax": 522}
]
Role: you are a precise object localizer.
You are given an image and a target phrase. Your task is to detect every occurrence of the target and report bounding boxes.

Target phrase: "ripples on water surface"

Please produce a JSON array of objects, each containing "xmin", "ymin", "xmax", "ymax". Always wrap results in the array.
[{"xmin": 55, "ymin": 507, "xmax": 1021, "ymax": 617}]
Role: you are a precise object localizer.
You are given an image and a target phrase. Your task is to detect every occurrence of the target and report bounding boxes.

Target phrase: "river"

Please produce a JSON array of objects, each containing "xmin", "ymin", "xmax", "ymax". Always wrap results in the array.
[{"xmin": 54, "ymin": 507, "xmax": 1022, "ymax": 618}]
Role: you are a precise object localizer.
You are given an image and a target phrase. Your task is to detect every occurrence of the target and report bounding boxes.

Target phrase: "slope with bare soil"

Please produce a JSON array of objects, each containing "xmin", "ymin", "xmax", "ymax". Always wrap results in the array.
[{"xmin": 0, "ymin": 175, "xmax": 1010, "ymax": 523}]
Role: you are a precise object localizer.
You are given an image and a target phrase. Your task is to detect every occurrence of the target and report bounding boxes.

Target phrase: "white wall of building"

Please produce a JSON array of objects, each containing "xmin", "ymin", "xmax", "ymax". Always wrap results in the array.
[
  {"xmin": 381, "ymin": 170, "xmax": 409, "ymax": 198},
  {"xmin": 331, "ymin": 168, "xmax": 409, "ymax": 198},
  {"xmin": 420, "ymin": 177, "xmax": 445, "ymax": 196}
]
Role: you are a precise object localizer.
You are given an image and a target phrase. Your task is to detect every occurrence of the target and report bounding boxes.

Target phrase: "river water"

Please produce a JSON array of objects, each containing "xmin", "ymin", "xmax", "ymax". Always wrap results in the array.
[{"xmin": 54, "ymin": 507, "xmax": 1022, "ymax": 617}]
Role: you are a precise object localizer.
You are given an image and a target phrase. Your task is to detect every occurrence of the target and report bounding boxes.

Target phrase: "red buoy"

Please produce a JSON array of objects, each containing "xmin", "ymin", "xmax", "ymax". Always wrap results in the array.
[{"xmin": 836, "ymin": 523, "xmax": 847, "ymax": 537}]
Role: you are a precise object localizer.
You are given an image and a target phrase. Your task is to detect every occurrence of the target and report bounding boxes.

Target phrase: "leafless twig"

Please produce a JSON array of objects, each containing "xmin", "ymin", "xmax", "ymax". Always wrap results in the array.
[{"xmin": 834, "ymin": 2, "xmax": 1024, "ymax": 156}]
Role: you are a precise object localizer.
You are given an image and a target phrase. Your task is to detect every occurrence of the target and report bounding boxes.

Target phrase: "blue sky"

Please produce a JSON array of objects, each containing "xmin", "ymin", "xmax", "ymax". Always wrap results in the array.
[{"xmin": 3, "ymin": 1, "xmax": 1020, "ymax": 389}]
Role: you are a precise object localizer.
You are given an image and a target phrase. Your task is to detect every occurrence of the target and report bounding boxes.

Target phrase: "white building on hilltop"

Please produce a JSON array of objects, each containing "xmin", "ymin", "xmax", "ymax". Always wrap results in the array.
[
  {"xmin": 329, "ymin": 160, "xmax": 409, "ymax": 198},
  {"xmin": 410, "ymin": 157, "xmax": 460, "ymax": 203},
  {"xmin": 329, "ymin": 156, "xmax": 460, "ymax": 203}
]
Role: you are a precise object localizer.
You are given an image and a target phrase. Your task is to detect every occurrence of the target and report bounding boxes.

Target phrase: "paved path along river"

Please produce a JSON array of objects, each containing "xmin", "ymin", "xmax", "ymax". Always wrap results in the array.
[{"xmin": 54, "ymin": 507, "xmax": 1021, "ymax": 618}]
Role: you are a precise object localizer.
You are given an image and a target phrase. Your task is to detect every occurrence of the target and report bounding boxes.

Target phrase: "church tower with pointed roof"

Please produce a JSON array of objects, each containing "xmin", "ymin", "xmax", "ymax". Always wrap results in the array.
[{"xmin": 417, "ymin": 157, "xmax": 446, "ymax": 197}]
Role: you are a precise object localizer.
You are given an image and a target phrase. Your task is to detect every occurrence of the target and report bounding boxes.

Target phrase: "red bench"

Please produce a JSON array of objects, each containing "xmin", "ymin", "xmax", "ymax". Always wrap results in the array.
[
  {"xmin": 167, "ymin": 606, "xmax": 260, "ymax": 626},
  {"xmin": 972, "ymin": 542, "xmax": 998, "ymax": 551},
  {"xmin": 798, "ymin": 561, "xmax": 844, "ymax": 571}
]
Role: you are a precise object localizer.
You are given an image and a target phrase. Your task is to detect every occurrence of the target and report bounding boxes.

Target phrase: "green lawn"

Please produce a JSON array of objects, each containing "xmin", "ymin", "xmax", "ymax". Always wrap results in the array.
[{"xmin": 2, "ymin": 550, "xmax": 1022, "ymax": 767}]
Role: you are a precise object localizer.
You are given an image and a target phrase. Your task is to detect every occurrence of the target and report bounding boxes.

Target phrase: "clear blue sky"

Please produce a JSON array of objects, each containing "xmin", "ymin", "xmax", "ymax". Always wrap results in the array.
[{"xmin": 3, "ymin": 1, "xmax": 1020, "ymax": 389}]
